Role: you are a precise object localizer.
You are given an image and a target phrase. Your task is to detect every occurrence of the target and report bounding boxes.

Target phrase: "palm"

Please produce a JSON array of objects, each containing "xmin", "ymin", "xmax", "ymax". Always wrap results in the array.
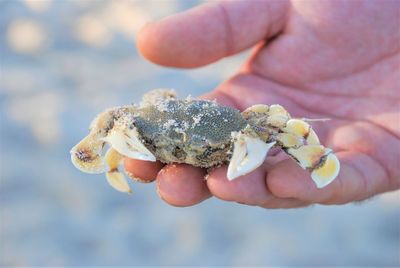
[
  {"xmin": 129, "ymin": 0, "xmax": 399, "ymax": 207},
  {"xmin": 214, "ymin": 1, "xmax": 399, "ymax": 202}
]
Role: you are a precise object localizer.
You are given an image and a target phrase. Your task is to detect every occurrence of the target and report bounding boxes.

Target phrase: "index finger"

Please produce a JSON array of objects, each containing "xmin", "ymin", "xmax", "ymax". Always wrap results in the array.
[{"xmin": 137, "ymin": 1, "xmax": 288, "ymax": 68}]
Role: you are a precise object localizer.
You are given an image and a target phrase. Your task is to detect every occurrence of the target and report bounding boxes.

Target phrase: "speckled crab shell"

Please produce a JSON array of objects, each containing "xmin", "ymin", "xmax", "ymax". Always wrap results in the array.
[{"xmin": 134, "ymin": 99, "xmax": 248, "ymax": 168}]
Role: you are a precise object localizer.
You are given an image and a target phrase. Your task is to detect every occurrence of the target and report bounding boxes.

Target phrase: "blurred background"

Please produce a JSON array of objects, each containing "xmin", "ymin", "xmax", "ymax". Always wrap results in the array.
[{"xmin": 0, "ymin": 0, "xmax": 399, "ymax": 266}]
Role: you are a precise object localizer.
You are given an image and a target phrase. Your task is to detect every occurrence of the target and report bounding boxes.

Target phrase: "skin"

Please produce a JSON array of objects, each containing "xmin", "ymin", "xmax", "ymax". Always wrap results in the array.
[{"xmin": 124, "ymin": 0, "xmax": 400, "ymax": 208}]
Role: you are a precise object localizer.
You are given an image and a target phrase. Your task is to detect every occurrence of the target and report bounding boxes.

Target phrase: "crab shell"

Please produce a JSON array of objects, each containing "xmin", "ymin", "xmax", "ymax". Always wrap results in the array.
[
  {"xmin": 71, "ymin": 89, "xmax": 340, "ymax": 193},
  {"xmin": 134, "ymin": 99, "xmax": 247, "ymax": 167}
]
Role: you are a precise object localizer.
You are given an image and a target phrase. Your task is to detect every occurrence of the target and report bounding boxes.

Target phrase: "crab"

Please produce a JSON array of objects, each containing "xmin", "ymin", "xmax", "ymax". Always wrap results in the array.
[{"xmin": 70, "ymin": 89, "xmax": 340, "ymax": 193}]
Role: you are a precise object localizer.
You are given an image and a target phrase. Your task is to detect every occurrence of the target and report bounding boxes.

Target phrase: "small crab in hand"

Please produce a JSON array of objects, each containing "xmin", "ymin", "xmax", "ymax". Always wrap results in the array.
[{"xmin": 71, "ymin": 89, "xmax": 340, "ymax": 193}]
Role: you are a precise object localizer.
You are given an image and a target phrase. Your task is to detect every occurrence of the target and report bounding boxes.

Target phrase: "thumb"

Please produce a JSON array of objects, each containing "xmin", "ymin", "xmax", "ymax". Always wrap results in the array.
[{"xmin": 137, "ymin": 0, "xmax": 289, "ymax": 68}]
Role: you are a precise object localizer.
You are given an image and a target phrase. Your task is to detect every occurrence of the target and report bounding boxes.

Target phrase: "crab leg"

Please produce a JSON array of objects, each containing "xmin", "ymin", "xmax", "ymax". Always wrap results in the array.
[
  {"xmin": 70, "ymin": 133, "xmax": 106, "ymax": 174},
  {"xmin": 104, "ymin": 148, "xmax": 132, "ymax": 193},
  {"xmin": 243, "ymin": 104, "xmax": 340, "ymax": 188},
  {"xmin": 279, "ymin": 119, "xmax": 340, "ymax": 188},
  {"xmin": 70, "ymin": 107, "xmax": 122, "ymax": 174}
]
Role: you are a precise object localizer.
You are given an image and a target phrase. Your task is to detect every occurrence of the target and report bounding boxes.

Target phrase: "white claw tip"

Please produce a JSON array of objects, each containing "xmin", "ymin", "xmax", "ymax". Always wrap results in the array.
[
  {"xmin": 106, "ymin": 171, "xmax": 132, "ymax": 193},
  {"xmin": 103, "ymin": 128, "xmax": 156, "ymax": 162},
  {"xmin": 311, "ymin": 153, "xmax": 340, "ymax": 188},
  {"xmin": 227, "ymin": 132, "xmax": 275, "ymax": 180}
]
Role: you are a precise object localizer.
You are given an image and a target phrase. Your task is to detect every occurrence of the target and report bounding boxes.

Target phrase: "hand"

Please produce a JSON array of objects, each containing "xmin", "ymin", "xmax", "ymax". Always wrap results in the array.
[{"xmin": 125, "ymin": 0, "xmax": 400, "ymax": 207}]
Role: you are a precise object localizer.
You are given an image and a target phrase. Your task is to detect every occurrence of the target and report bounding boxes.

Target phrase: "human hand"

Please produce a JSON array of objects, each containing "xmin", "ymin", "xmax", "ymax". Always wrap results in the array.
[{"xmin": 125, "ymin": 0, "xmax": 400, "ymax": 207}]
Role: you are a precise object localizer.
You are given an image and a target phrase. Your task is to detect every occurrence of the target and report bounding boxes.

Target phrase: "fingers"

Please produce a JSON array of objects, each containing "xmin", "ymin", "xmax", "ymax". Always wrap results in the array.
[
  {"xmin": 156, "ymin": 164, "xmax": 211, "ymax": 207},
  {"xmin": 137, "ymin": 1, "xmax": 288, "ymax": 68},
  {"xmin": 207, "ymin": 166, "xmax": 271, "ymax": 205},
  {"xmin": 124, "ymin": 158, "xmax": 164, "ymax": 183},
  {"xmin": 124, "ymin": 159, "xmax": 211, "ymax": 206},
  {"xmin": 206, "ymin": 165, "xmax": 309, "ymax": 209},
  {"xmin": 266, "ymin": 151, "xmax": 391, "ymax": 204}
]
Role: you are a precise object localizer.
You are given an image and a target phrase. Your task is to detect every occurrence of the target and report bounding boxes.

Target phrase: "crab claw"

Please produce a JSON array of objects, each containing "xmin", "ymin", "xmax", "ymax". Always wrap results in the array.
[
  {"xmin": 311, "ymin": 153, "xmax": 340, "ymax": 188},
  {"xmin": 287, "ymin": 145, "xmax": 340, "ymax": 188},
  {"xmin": 227, "ymin": 132, "xmax": 276, "ymax": 181},
  {"xmin": 70, "ymin": 134, "xmax": 106, "ymax": 174},
  {"xmin": 105, "ymin": 148, "xmax": 132, "ymax": 193},
  {"xmin": 102, "ymin": 125, "xmax": 156, "ymax": 162}
]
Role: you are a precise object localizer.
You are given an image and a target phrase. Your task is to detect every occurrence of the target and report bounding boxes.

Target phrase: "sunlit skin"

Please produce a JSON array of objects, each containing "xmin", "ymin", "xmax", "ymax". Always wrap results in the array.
[{"xmin": 125, "ymin": 0, "xmax": 400, "ymax": 208}]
